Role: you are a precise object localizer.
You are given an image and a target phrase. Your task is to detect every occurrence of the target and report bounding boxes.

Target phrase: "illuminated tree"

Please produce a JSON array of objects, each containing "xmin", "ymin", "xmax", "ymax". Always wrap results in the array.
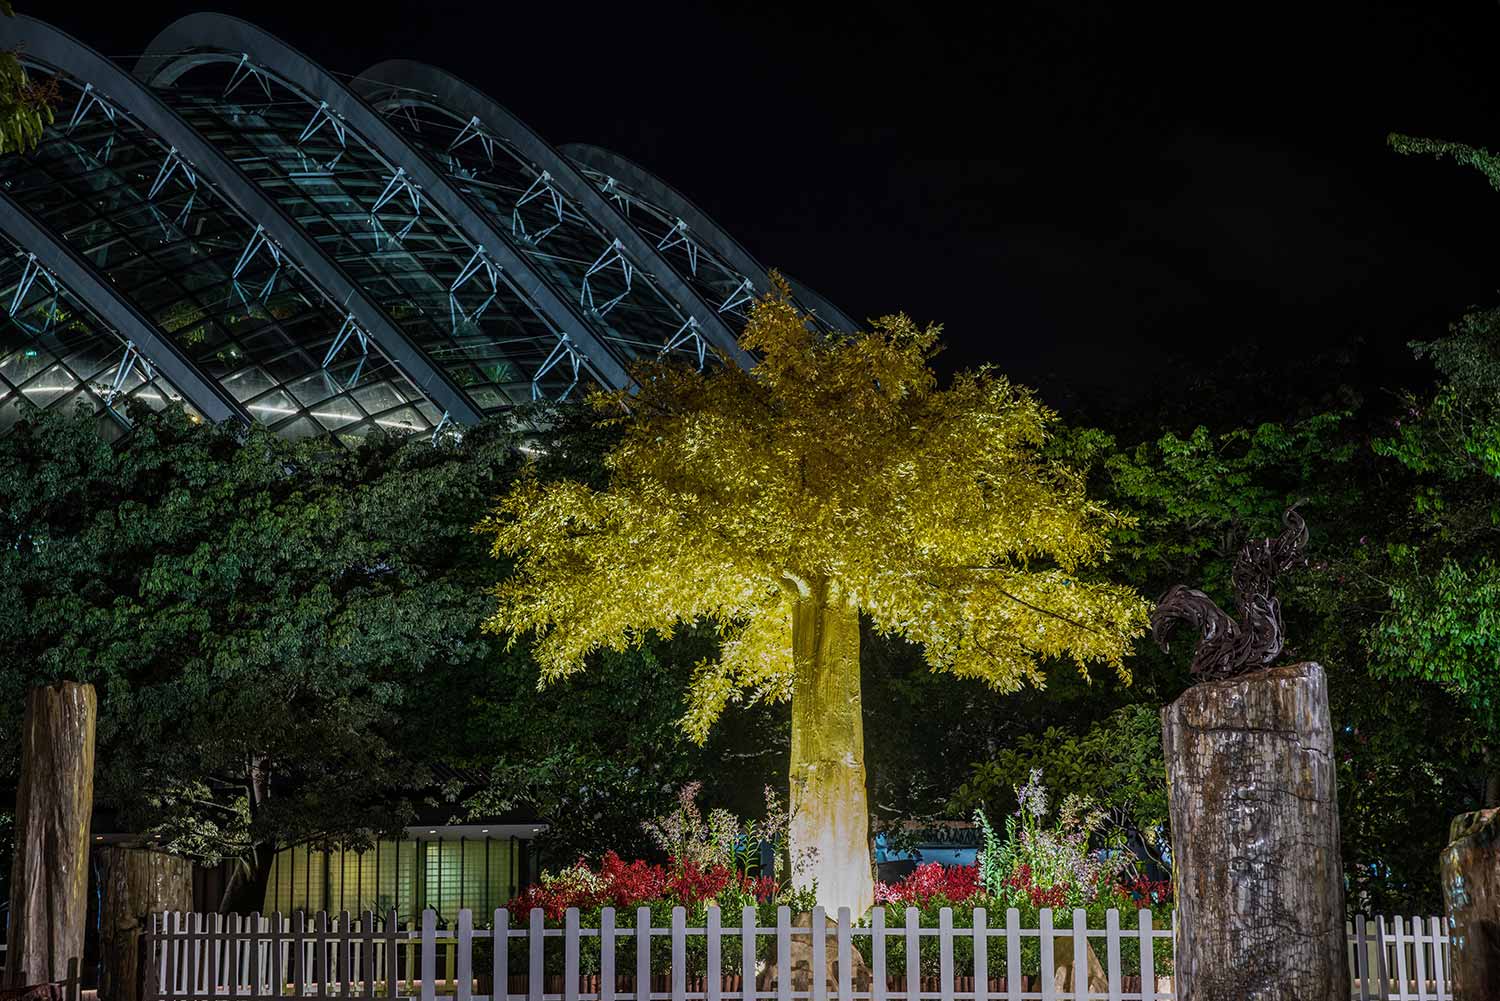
[{"xmin": 481, "ymin": 280, "xmax": 1150, "ymax": 913}]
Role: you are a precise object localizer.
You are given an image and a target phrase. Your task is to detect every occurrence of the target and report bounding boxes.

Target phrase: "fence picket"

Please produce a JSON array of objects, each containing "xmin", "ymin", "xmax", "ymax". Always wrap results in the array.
[
  {"xmin": 459, "ymin": 908, "xmax": 475, "ymax": 1001},
  {"xmin": 142, "ymin": 904, "xmax": 1464, "ymax": 1001},
  {"xmin": 269, "ymin": 913, "xmax": 283, "ymax": 1001},
  {"xmin": 361, "ymin": 911, "xmax": 375, "ymax": 999},
  {"xmin": 565, "ymin": 908, "xmax": 580, "ymax": 1001},
  {"xmin": 837, "ymin": 908, "xmax": 852, "ymax": 1001},
  {"xmin": 638, "ymin": 907, "xmax": 653, "ymax": 1001},
  {"xmin": 741, "ymin": 906, "xmax": 758, "ymax": 1001},
  {"xmin": 671, "ymin": 906, "xmax": 687, "ymax": 1001},
  {"xmin": 495, "ymin": 909, "xmax": 511, "ymax": 1001},
  {"xmin": 602, "ymin": 908, "xmax": 616, "ymax": 1001},
  {"xmin": 904, "ymin": 907, "xmax": 919, "ymax": 1001},
  {"xmin": 1070, "ymin": 909, "xmax": 1086, "ymax": 1001},
  {"xmin": 1004, "ymin": 909, "xmax": 1020, "ymax": 1001},
  {"xmin": 1137, "ymin": 910, "xmax": 1153, "ymax": 1001},
  {"xmin": 971, "ymin": 907, "xmax": 987, "ymax": 1001},
  {"xmin": 421, "ymin": 909, "xmax": 437, "ymax": 1001},
  {"xmin": 293, "ymin": 912, "xmax": 307, "ymax": 999},
  {"xmin": 811, "ymin": 906, "xmax": 827, "ymax": 1001},
  {"xmin": 707, "ymin": 906, "xmax": 722, "ymax": 1001},
  {"xmin": 1104, "ymin": 908, "xmax": 1121, "ymax": 1001},
  {"xmin": 339, "ymin": 910, "xmax": 353, "ymax": 1000},
  {"xmin": 938, "ymin": 908, "xmax": 953, "ymax": 1001},
  {"xmin": 390, "ymin": 912, "xmax": 402, "ymax": 996},
  {"xmin": 1039, "ymin": 908, "xmax": 1056, "ymax": 1001},
  {"xmin": 207, "ymin": 918, "xmax": 219, "ymax": 1001},
  {"xmin": 777, "ymin": 907, "xmax": 792, "ymax": 1001},
  {"xmin": 1356, "ymin": 914, "xmax": 1371, "ymax": 1001},
  {"xmin": 1429, "ymin": 916, "xmax": 1448, "ymax": 1001},
  {"xmin": 529, "ymin": 908, "xmax": 545, "ymax": 1001}
]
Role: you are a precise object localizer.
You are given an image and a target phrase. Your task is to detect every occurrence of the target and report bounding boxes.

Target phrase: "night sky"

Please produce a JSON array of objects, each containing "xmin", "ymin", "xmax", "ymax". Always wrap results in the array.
[{"xmin": 47, "ymin": 1, "xmax": 1500, "ymax": 415}]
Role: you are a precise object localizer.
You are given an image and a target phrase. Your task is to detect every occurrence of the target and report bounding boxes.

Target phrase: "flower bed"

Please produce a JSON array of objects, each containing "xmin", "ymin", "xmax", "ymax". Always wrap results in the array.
[{"xmin": 494, "ymin": 774, "xmax": 1174, "ymax": 978}]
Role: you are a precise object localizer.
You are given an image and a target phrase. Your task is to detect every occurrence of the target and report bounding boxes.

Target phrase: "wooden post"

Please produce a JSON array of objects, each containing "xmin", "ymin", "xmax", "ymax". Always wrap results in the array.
[
  {"xmin": 1162, "ymin": 662, "xmax": 1347, "ymax": 1000},
  {"xmin": 1440, "ymin": 806, "xmax": 1500, "ymax": 999},
  {"xmin": 98, "ymin": 845, "xmax": 193, "ymax": 1001},
  {"xmin": 5, "ymin": 681, "xmax": 97, "ymax": 987}
]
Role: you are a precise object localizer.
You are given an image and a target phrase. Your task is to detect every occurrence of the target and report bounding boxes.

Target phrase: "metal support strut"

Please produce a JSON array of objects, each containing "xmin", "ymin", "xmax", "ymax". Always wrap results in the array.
[
  {"xmin": 657, "ymin": 218, "xmax": 699, "ymax": 275},
  {"xmin": 449, "ymin": 115, "xmax": 498, "ymax": 166},
  {"xmin": 580, "ymin": 239, "xmax": 633, "ymax": 317},
  {"xmin": 9, "ymin": 253, "xmax": 61, "ymax": 320},
  {"xmin": 65, "ymin": 82, "xmax": 116, "ymax": 135},
  {"xmin": 297, "ymin": 101, "xmax": 348, "ymax": 170},
  {"xmin": 662, "ymin": 317, "xmax": 708, "ymax": 370},
  {"xmin": 224, "ymin": 53, "xmax": 275, "ymax": 101},
  {"xmin": 105, "ymin": 341, "xmax": 154, "ymax": 405},
  {"xmin": 718, "ymin": 277, "xmax": 754, "ymax": 315},
  {"xmin": 370, "ymin": 167, "xmax": 423, "ymax": 242},
  {"xmin": 512, "ymin": 171, "xmax": 564, "ymax": 245},
  {"xmin": 449, "ymin": 245, "xmax": 501, "ymax": 332},
  {"xmin": 532, "ymin": 333, "xmax": 583, "ymax": 402}
]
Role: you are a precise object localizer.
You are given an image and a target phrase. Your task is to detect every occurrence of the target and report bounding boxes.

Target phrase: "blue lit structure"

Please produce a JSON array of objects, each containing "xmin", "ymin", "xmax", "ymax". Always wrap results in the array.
[{"xmin": 0, "ymin": 15, "xmax": 852, "ymax": 441}]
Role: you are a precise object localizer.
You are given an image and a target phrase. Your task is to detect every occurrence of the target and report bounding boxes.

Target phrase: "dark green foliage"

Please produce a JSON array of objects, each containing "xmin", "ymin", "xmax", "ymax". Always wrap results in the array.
[
  {"xmin": 951, "ymin": 706, "xmax": 1168, "ymax": 865},
  {"xmin": 0, "ymin": 403, "xmax": 731, "ymax": 907}
]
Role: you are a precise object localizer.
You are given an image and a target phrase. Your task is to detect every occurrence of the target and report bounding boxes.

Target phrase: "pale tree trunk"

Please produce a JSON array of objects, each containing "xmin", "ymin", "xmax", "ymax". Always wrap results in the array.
[
  {"xmin": 98, "ymin": 846, "xmax": 192, "ymax": 1001},
  {"xmin": 786, "ymin": 577, "xmax": 874, "ymax": 916},
  {"xmin": 6, "ymin": 681, "xmax": 97, "ymax": 987}
]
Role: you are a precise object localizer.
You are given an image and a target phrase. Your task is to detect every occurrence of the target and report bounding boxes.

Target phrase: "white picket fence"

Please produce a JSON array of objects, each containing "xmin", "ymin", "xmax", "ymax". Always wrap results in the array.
[{"xmin": 143, "ymin": 907, "xmax": 1452, "ymax": 1001}]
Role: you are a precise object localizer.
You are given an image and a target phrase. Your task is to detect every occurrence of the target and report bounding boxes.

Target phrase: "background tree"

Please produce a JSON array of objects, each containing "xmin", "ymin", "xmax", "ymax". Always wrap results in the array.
[
  {"xmin": 0, "ymin": 403, "xmax": 747, "ymax": 910},
  {"xmin": 0, "ymin": 2, "xmax": 56, "ymax": 154},
  {"xmin": 481, "ymin": 280, "xmax": 1150, "ymax": 913}
]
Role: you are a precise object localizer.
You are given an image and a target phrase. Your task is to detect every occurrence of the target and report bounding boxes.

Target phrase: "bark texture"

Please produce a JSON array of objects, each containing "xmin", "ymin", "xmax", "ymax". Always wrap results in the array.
[
  {"xmin": 1441, "ymin": 807, "xmax": 1500, "ymax": 1000},
  {"xmin": 787, "ymin": 580, "xmax": 874, "ymax": 915},
  {"xmin": 98, "ymin": 846, "xmax": 193, "ymax": 1001},
  {"xmin": 1162, "ymin": 662, "xmax": 1346, "ymax": 1001},
  {"xmin": 6, "ymin": 682, "xmax": 97, "ymax": 987}
]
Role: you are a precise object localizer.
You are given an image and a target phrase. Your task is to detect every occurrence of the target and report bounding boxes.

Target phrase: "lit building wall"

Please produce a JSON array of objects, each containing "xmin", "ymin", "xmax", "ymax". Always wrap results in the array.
[{"xmin": 265, "ymin": 832, "xmax": 526, "ymax": 923}]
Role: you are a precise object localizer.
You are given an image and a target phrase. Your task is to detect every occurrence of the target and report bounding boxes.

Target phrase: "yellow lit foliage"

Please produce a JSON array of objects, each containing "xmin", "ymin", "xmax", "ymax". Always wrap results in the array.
[{"xmin": 480, "ymin": 278, "xmax": 1150, "ymax": 741}]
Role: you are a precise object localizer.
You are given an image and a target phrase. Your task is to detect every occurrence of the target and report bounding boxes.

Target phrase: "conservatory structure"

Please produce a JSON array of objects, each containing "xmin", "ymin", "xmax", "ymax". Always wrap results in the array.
[{"xmin": 0, "ymin": 14, "xmax": 852, "ymax": 439}]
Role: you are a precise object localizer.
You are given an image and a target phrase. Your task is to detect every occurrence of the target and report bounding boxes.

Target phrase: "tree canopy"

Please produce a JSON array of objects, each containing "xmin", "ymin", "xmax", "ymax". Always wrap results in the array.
[
  {"xmin": 482, "ymin": 279, "xmax": 1149, "ymax": 911},
  {"xmin": 483, "ymin": 280, "xmax": 1150, "ymax": 737}
]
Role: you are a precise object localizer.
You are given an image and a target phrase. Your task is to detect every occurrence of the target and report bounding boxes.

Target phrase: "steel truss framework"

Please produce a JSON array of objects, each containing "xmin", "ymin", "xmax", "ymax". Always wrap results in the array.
[{"xmin": 0, "ymin": 13, "xmax": 854, "ymax": 442}]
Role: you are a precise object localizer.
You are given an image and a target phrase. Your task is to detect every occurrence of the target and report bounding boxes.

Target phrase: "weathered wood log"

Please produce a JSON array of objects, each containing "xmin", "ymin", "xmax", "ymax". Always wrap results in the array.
[
  {"xmin": 1162, "ymin": 662, "xmax": 1346, "ymax": 1001},
  {"xmin": 5, "ymin": 682, "xmax": 97, "ymax": 988},
  {"xmin": 97, "ymin": 846, "xmax": 193, "ymax": 1001},
  {"xmin": 1441, "ymin": 807, "xmax": 1500, "ymax": 999}
]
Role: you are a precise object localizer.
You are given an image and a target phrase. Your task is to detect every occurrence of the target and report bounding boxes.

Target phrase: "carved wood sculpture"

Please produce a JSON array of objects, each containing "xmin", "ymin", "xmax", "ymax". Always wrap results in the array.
[
  {"xmin": 1150, "ymin": 506, "xmax": 1308, "ymax": 680},
  {"xmin": 1152, "ymin": 509, "xmax": 1347, "ymax": 1000}
]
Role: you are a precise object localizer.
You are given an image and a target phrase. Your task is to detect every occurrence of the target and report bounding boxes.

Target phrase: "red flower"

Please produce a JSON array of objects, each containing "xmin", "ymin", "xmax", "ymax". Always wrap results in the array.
[{"xmin": 875, "ymin": 863, "xmax": 979, "ymax": 905}]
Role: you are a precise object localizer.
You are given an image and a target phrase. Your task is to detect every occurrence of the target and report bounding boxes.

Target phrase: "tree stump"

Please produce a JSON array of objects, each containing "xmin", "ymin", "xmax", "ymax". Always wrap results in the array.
[
  {"xmin": 98, "ymin": 846, "xmax": 193, "ymax": 1001},
  {"xmin": 5, "ymin": 682, "xmax": 97, "ymax": 987},
  {"xmin": 1441, "ymin": 807, "xmax": 1500, "ymax": 999},
  {"xmin": 1162, "ymin": 662, "xmax": 1346, "ymax": 1001}
]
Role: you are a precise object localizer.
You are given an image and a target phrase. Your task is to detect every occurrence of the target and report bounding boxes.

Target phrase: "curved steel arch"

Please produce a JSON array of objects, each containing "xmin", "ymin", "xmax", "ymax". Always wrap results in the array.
[
  {"xmin": 0, "ymin": 191, "xmax": 250, "ymax": 425},
  {"xmin": 135, "ymin": 13, "xmax": 633, "ymax": 392},
  {"xmin": 351, "ymin": 59, "xmax": 753, "ymax": 371},
  {"xmin": 561, "ymin": 143, "xmax": 859, "ymax": 332},
  {"xmin": 3, "ymin": 16, "xmax": 484, "ymax": 426}
]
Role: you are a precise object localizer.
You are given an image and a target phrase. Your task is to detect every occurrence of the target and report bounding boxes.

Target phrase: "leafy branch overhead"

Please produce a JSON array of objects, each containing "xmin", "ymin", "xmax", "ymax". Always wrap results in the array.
[{"xmin": 0, "ymin": 3, "xmax": 56, "ymax": 156}]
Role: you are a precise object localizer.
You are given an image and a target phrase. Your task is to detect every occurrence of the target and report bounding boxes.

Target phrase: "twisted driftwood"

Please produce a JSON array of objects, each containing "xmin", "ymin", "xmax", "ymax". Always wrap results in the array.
[{"xmin": 1150, "ymin": 507, "xmax": 1308, "ymax": 681}]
